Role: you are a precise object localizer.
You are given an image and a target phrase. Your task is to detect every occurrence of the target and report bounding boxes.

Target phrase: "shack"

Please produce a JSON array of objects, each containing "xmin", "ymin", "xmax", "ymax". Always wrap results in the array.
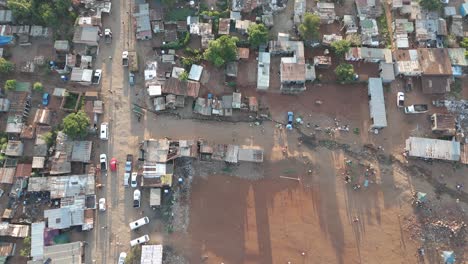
[
  {"xmin": 431, "ymin": 114, "xmax": 456, "ymax": 136},
  {"xmin": 150, "ymin": 188, "xmax": 161, "ymax": 207}
]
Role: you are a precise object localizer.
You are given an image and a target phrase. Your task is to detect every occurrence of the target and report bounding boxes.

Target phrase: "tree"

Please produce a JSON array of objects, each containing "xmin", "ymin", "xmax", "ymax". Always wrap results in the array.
[
  {"xmin": 204, "ymin": 35, "xmax": 239, "ymax": 67},
  {"xmin": 179, "ymin": 70, "xmax": 189, "ymax": 81},
  {"xmin": 419, "ymin": 0, "xmax": 441, "ymax": 11},
  {"xmin": 20, "ymin": 236, "xmax": 31, "ymax": 257},
  {"xmin": 7, "ymin": 0, "xmax": 32, "ymax": 21},
  {"xmin": 247, "ymin": 23, "xmax": 269, "ymax": 48},
  {"xmin": 4, "ymin": 79, "xmax": 17, "ymax": 91},
  {"xmin": 298, "ymin": 13, "xmax": 320, "ymax": 41},
  {"xmin": 62, "ymin": 111, "xmax": 90, "ymax": 139},
  {"xmin": 331, "ymin": 40, "xmax": 351, "ymax": 56},
  {"xmin": 33, "ymin": 82, "xmax": 44, "ymax": 92},
  {"xmin": 0, "ymin": 58, "xmax": 14, "ymax": 74},
  {"xmin": 461, "ymin": 38, "xmax": 468, "ymax": 57},
  {"xmin": 335, "ymin": 63, "xmax": 356, "ymax": 83}
]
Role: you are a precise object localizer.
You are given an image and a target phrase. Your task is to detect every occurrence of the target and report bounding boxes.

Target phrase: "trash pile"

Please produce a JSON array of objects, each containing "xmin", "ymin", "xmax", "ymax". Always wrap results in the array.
[
  {"xmin": 444, "ymin": 100, "xmax": 468, "ymax": 142},
  {"xmin": 341, "ymin": 157, "xmax": 376, "ymax": 190}
]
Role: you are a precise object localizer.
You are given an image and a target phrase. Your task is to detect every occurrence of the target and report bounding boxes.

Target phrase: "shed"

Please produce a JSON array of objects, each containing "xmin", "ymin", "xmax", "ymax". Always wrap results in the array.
[
  {"xmin": 238, "ymin": 48, "xmax": 250, "ymax": 59},
  {"xmin": 141, "ymin": 245, "xmax": 163, "ymax": 264},
  {"xmin": 0, "ymin": 10, "xmax": 12, "ymax": 23},
  {"xmin": 15, "ymin": 164, "xmax": 32, "ymax": 178},
  {"xmin": 5, "ymin": 141, "xmax": 24, "ymax": 157},
  {"xmin": 257, "ymin": 52, "xmax": 270, "ymax": 90},
  {"xmin": 405, "ymin": 137, "xmax": 460, "ymax": 161},
  {"xmin": 368, "ymin": 78, "xmax": 387, "ymax": 129},
  {"xmin": 150, "ymin": 188, "xmax": 161, "ymax": 207},
  {"xmin": 0, "ymin": 98, "xmax": 9, "ymax": 112},
  {"xmin": 232, "ymin": 93, "xmax": 241, "ymax": 109},
  {"xmin": 32, "ymin": 157, "xmax": 45, "ymax": 169},
  {"xmin": 171, "ymin": 67, "xmax": 185, "ymax": 79},
  {"xmin": 0, "ymin": 222, "xmax": 29, "ymax": 237},
  {"xmin": 461, "ymin": 3, "xmax": 468, "ymax": 17},
  {"xmin": 53, "ymin": 88, "xmax": 67, "ymax": 97},
  {"xmin": 218, "ymin": 18, "xmax": 230, "ymax": 35},
  {"xmin": 238, "ymin": 146, "xmax": 264, "ymax": 162},
  {"xmin": 313, "ymin": 56, "xmax": 332, "ymax": 68},
  {"xmin": 431, "ymin": 114, "xmax": 456, "ymax": 135},
  {"xmin": 31, "ymin": 222, "xmax": 45, "ymax": 261},
  {"xmin": 154, "ymin": 97, "xmax": 166, "ymax": 111},
  {"xmin": 379, "ymin": 62, "xmax": 395, "ymax": 83},
  {"xmin": 70, "ymin": 68, "xmax": 93, "ymax": 84},
  {"xmin": 0, "ymin": 242, "xmax": 15, "ymax": 260},
  {"xmin": 54, "ymin": 40, "xmax": 70, "ymax": 53},
  {"xmin": 248, "ymin": 97, "xmax": 258, "ymax": 112},
  {"xmin": 188, "ymin": 64, "xmax": 203, "ymax": 81},
  {"xmin": 148, "ymin": 85, "xmax": 162, "ymax": 97},
  {"xmin": 225, "ymin": 145, "xmax": 239, "ymax": 163},
  {"xmin": 71, "ymin": 141, "xmax": 92, "ymax": 163},
  {"xmin": 33, "ymin": 109, "xmax": 52, "ymax": 125},
  {"xmin": 0, "ymin": 168, "xmax": 15, "ymax": 184}
]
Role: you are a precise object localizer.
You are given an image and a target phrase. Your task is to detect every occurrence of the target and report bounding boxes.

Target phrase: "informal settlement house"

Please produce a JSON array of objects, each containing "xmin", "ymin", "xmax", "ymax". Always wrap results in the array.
[{"xmin": 405, "ymin": 137, "xmax": 461, "ymax": 162}]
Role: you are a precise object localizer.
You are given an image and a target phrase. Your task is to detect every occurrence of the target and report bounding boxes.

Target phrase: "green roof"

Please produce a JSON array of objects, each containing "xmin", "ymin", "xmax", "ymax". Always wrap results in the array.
[{"xmin": 15, "ymin": 82, "xmax": 31, "ymax": 92}]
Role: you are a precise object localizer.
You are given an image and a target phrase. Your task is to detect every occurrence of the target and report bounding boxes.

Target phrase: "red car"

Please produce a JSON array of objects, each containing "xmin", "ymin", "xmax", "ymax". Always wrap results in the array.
[{"xmin": 110, "ymin": 158, "xmax": 118, "ymax": 171}]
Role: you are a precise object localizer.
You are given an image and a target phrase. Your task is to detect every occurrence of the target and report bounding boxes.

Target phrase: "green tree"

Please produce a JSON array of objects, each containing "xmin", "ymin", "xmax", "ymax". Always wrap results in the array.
[
  {"xmin": 20, "ymin": 236, "xmax": 31, "ymax": 257},
  {"xmin": 331, "ymin": 40, "xmax": 351, "ymax": 56},
  {"xmin": 33, "ymin": 82, "xmax": 44, "ymax": 92},
  {"xmin": 62, "ymin": 111, "xmax": 90, "ymax": 139},
  {"xmin": 38, "ymin": 3, "xmax": 58, "ymax": 27},
  {"xmin": 247, "ymin": 23, "xmax": 269, "ymax": 48},
  {"xmin": 419, "ymin": 0, "xmax": 441, "ymax": 11},
  {"xmin": 298, "ymin": 13, "xmax": 320, "ymax": 41},
  {"xmin": 335, "ymin": 63, "xmax": 356, "ymax": 83},
  {"xmin": 0, "ymin": 58, "xmax": 14, "ymax": 74},
  {"xmin": 179, "ymin": 70, "xmax": 189, "ymax": 81},
  {"xmin": 6, "ymin": 0, "xmax": 32, "ymax": 21},
  {"xmin": 4, "ymin": 79, "xmax": 17, "ymax": 91},
  {"xmin": 461, "ymin": 37, "xmax": 468, "ymax": 57},
  {"xmin": 204, "ymin": 35, "xmax": 239, "ymax": 67}
]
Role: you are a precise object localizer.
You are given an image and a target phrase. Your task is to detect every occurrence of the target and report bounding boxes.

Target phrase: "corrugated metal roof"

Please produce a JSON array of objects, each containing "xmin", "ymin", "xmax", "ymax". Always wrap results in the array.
[
  {"xmin": 405, "ymin": 137, "xmax": 461, "ymax": 161},
  {"xmin": 141, "ymin": 245, "xmax": 163, "ymax": 264},
  {"xmin": 0, "ymin": 222, "xmax": 30, "ymax": 237},
  {"xmin": 0, "ymin": 167, "xmax": 15, "ymax": 184},
  {"xmin": 238, "ymin": 146, "xmax": 264, "ymax": 162},
  {"xmin": 42, "ymin": 242, "xmax": 83, "ymax": 264},
  {"xmin": 32, "ymin": 157, "xmax": 45, "ymax": 169},
  {"xmin": 0, "ymin": 242, "xmax": 15, "ymax": 257},
  {"xmin": 31, "ymin": 222, "xmax": 45, "ymax": 260},
  {"xmin": 257, "ymin": 52, "xmax": 270, "ymax": 90},
  {"xmin": 70, "ymin": 141, "xmax": 92, "ymax": 163},
  {"xmin": 188, "ymin": 64, "xmax": 203, "ymax": 81},
  {"xmin": 368, "ymin": 78, "xmax": 387, "ymax": 128}
]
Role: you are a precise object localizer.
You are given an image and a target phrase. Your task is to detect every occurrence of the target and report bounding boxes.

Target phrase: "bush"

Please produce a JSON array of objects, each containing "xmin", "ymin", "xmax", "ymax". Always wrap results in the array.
[
  {"xmin": 33, "ymin": 82, "xmax": 44, "ymax": 92},
  {"xmin": 0, "ymin": 58, "xmax": 14, "ymax": 74},
  {"xmin": 4, "ymin": 79, "xmax": 17, "ymax": 91},
  {"xmin": 335, "ymin": 63, "xmax": 356, "ymax": 83},
  {"xmin": 179, "ymin": 70, "xmax": 189, "ymax": 81},
  {"xmin": 331, "ymin": 40, "xmax": 351, "ymax": 56}
]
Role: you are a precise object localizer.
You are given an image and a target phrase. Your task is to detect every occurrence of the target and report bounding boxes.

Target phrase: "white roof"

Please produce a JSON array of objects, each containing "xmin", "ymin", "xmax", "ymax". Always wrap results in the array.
[
  {"xmin": 141, "ymin": 245, "xmax": 163, "ymax": 264},
  {"xmin": 70, "ymin": 68, "xmax": 93, "ymax": 82},
  {"xmin": 368, "ymin": 78, "xmax": 387, "ymax": 128},
  {"xmin": 147, "ymin": 85, "xmax": 162, "ymax": 97},
  {"xmin": 405, "ymin": 137, "xmax": 461, "ymax": 161},
  {"xmin": 257, "ymin": 52, "xmax": 270, "ymax": 90},
  {"xmin": 188, "ymin": 64, "xmax": 203, "ymax": 81},
  {"xmin": 31, "ymin": 222, "xmax": 45, "ymax": 260}
]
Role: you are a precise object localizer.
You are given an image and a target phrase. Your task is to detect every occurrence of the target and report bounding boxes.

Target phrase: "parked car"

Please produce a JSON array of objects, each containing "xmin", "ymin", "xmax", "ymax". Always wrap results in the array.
[
  {"xmin": 397, "ymin": 92, "xmax": 405, "ymax": 107},
  {"xmin": 286, "ymin": 112, "xmax": 294, "ymax": 130},
  {"xmin": 129, "ymin": 72, "xmax": 135, "ymax": 86},
  {"xmin": 98, "ymin": 198, "xmax": 106, "ymax": 211},
  {"xmin": 100, "ymin": 154, "xmax": 108, "ymax": 171},
  {"xmin": 131, "ymin": 172, "xmax": 138, "ymax": 188},
  {"xmin": 129, "ymin": 216, "xmax": 150, "ymax": 230},
  {"xmin": 110, "ymin": 158, "xmax": 117, "ymax": 171},
  {"xmin": 92, "ymin": 69, "xmax": 102, "ymax": 84},
  {"xmin": 125, "ymin": 155, "xmax": 133, "ymax": 173},
  {"xmin": 118, "ymin": 252, "xmax": 127, "ymax": 264},
  {"xmin": 130, "ymin": 234, "xmax": 149, "ymax": 247},
  {"xmin": 133, "ymin": 189, "xmax": 141, "ymax": 208},
  {"xmin": 42, "ymin": 93, "xmax": 50, "ymax": 106},
  {"xmin": 124, "ymin": 172, "xmax": 130, "ymax": 187},
  {"xmin": 100, "ymin": 122, "xmax": 108, "ymax": 140}
]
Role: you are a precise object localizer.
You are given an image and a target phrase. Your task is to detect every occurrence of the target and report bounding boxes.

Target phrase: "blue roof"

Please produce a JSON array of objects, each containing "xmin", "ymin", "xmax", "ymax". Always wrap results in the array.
[{"xmin": 0, "ymin": 36, "xmax": 13, "ymax": 46}]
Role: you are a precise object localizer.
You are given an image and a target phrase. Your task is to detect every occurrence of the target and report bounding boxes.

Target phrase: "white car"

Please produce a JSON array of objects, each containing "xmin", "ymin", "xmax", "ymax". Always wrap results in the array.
[
  {"xmin": 130, "ymin": 235, "xmax": 149, "ymax": 247},
  {"xmin": 118, "ymin": 252, "xmax": 126, "ymax": 264},
  {"xmin": 100, "ymin": 122, "xmax": 108, "ymax": 140},
  {"xmin": 100, "ymin": 154, "xmax": 108, "ymax": 171},
  {"xmin": 129, "ymin": 216, "xmax": 150, "ymax": 230},
  {"xmin": 131, "ymin": 172, "xmax": 138, "ymax": 188},
  {"xmin": 98, "ymin": 198, "xmax": 106, "ymax": 211},
  {"xmin": 92, "ymin": 69, "xmax": 102, "ymax": 84},
  {"xmin": 133, "ymin": 189, "xmax": 141, "ymax": 208},
  {"xmin": 124, "ymin": 172, "xmax": 130, "ymax": 187},
  {"xmin": 397, "ymin": 92, "xmax": 405, "ymax": 107}
]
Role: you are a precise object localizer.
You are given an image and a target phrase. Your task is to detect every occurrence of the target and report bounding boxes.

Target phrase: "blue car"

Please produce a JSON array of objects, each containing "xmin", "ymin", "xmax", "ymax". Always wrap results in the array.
[
  {"xmin": 42, "ymin": 93, "xmax": 50, "ymax": 106},
  {"xmin": 129, "ymin": 72, "xmax": 135, "ymax": 86},
  {"xmin": 286, "ymin": 112, "xmax": 293, "ymax": 130}
]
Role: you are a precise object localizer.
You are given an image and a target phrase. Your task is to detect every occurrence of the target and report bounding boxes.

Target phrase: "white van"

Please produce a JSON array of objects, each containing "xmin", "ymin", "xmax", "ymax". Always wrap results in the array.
[
  {"xmin": 130, "ymin": 234, "xmax": 149, "ymax": 247},
  {"xmin": 129, "ymin": 216, "xmax": 150, "ymax": 230},
  {"xmin": 124, "ymin": 172, "xmax": 130, "ymax": 187},
  {"xmin": 100, "ymin": 123, "xmax": 108, "ymax": 140}
]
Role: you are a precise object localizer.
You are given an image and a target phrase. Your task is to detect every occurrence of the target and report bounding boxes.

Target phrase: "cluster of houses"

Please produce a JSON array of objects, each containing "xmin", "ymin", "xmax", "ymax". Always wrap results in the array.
[{"xmin": 140, "ymin": 138, "xmax": 264, "ymax": 188}]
